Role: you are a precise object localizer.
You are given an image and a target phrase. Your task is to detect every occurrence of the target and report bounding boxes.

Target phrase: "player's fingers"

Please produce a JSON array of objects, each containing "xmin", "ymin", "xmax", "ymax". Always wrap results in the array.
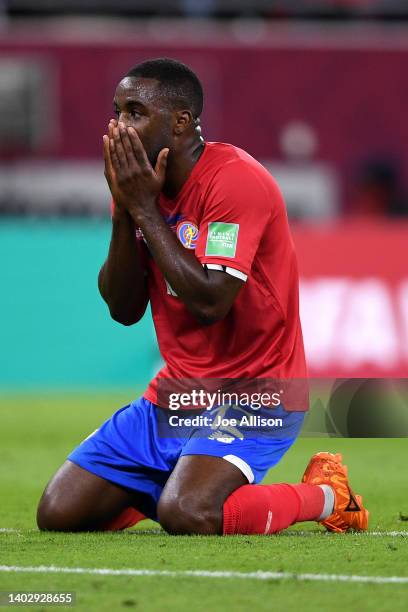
[
  {"xmin": 112, "ymin": 125, "xmax": 128, "ymax": 168},
  {"xmin": 118, "ymin": 123, "xmax": 136, "ymax": 167},
  {"xmin": 127, "ymin": 127, "xmax": 151, "ymax": 170},
  {"xmin": 109, "ymin": 137, "xmax": 121, "ymax": 172},
  {"xmin": 154, "ymin": 148, "xmax": 170, "ymax": 184},
  {"xmin": 103, "ymin": 135, "xmax": 114, "ymax": 182},
  {"xmin": 108, "ymin": 119, "xmax": 117, "ymax": 140}
]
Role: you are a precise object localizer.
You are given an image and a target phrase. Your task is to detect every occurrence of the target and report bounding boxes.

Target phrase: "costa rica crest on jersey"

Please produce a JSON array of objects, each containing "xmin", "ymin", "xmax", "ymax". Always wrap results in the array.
[{"xmin": 177, "ymin": 221, "xmax": 199, "ymax": 249}]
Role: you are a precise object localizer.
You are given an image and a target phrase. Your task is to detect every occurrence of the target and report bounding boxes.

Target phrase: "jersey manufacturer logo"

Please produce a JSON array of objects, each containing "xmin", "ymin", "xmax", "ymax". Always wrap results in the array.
[
  {"xmin": 345, "ymin": 490, "xmax": 361, "ymax": 512},
  {"xmin": 177, "ymin": 221, "xmax": 199, "ymax": 249},
  {"xmin": 208, "ymin": 431, "xmax": 236, "ymax": 443}
]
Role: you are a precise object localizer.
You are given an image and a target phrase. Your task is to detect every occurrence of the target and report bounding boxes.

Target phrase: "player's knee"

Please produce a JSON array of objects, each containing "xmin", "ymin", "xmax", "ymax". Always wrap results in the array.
[
  {"xmin": 157, "ymin": 493, "xmax": 221, "ymax": 535},
  {"xmin": 37, "ymin": 487, "xmax": 80, "ymax": 532},
  {"xmin": 37, "ymin": 495, "xmax": 65, "ymax": 531}
]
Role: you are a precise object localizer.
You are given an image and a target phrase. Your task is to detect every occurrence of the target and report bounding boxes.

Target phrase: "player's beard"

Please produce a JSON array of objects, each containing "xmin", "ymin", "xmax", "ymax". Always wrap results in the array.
[
  {"xmin": 142, "ymin": 136, "xmax": 168, "ymax": 167},
  {"xmin": 147, "ymin": 148, "xmax": 160, "ymax": 168}
]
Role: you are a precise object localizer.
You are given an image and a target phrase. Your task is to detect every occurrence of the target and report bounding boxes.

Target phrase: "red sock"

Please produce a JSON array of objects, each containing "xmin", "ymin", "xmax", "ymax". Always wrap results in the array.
[
  {"xmin": 101, "ymin": 507, "xmax": 146, "ymax": 531},
  {"xmin": 223, "ymin": 483, "xmax": 324, "ymax": 535}
]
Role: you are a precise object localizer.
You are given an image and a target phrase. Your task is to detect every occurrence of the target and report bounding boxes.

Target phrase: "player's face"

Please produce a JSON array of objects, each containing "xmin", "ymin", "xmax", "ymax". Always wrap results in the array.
[{"xmin": 113, "ymin": 77, "xmax": 173, "ymax": 166}]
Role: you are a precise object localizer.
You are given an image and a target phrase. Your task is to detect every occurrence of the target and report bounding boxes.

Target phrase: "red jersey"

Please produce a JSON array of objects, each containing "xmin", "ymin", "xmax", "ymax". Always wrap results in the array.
[{"xmin": 141, "ymin": 142, "xmax": 307, "ymax": 405}]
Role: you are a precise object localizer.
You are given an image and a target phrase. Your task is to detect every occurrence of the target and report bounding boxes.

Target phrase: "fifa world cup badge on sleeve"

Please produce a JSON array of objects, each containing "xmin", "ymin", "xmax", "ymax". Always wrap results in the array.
[{"xmin": 205, "ymin": 222, "xmax": 239, "ymax": 257}]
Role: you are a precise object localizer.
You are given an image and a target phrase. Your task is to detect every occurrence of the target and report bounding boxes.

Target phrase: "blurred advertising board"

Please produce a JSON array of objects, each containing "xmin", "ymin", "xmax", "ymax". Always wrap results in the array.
[{"xmin": 293, "ymin": 221, "xmax": 408, "ymax": 377}]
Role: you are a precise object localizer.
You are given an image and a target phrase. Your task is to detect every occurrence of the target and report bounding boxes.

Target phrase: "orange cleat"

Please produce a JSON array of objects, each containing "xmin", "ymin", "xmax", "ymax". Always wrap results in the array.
[{"xmin": 302, "ymin": 452, "xmax": 369, "ymax": 533}]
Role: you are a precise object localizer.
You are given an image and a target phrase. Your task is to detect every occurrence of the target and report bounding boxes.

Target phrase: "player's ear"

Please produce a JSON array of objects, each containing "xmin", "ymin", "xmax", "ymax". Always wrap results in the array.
[{"xmin": 173, "ymin": 110, "xmax": 193, "ymax": 136}]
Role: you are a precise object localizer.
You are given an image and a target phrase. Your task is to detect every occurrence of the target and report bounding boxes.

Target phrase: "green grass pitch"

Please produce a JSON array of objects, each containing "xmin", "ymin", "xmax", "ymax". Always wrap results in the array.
[{"xmin": 0, "ymin": 393, "xmax": 407, "ymax": 611}]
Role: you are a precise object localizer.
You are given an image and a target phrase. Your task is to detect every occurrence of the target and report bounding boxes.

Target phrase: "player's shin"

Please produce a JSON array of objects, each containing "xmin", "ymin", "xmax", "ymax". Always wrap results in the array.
[{"xmin": 223, "ymin": 483, "xmax": 332, "ymax": 535}]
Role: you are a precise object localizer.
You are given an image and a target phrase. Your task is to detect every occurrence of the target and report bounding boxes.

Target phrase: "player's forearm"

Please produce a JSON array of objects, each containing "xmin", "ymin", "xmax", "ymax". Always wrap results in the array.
[
  {"xmin": 135, "ymin": 207, "xmax": 227, "ymax": 324},
  {"xmin": 98, "ymin": 209, "xmax": 148, "ymax": 325}
]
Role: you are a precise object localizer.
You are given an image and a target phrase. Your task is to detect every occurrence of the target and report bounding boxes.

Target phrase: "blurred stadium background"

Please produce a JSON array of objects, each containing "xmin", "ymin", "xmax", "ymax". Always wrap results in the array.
[{"xmin": 1, "ymin": 0, "xmax": 408, "ymax": 394}]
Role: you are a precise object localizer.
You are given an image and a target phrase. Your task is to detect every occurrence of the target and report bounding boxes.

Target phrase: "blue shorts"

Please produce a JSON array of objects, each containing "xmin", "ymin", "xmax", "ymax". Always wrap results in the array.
[{"xmin": 68, "ymin": 397, "xmax": 305, "ymax": 520}]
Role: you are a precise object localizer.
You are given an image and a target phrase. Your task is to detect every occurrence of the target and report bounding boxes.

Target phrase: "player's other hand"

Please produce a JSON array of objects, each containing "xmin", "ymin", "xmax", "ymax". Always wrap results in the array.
[{"xmin": 103, "ymin": 119, "xmax": 169, "ymax": 221}]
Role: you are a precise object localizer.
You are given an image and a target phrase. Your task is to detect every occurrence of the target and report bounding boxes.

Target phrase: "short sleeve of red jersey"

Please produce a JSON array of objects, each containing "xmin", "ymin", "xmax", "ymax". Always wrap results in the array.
[{"xmin": 195, "ymin": 160, "xmax": 273, "ymax": 280}]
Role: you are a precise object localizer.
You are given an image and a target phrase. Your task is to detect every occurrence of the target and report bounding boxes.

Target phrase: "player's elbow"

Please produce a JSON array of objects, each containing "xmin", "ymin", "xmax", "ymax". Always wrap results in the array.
[
  {"xmin": 195, "ymin": 311, "xmax": 221, "ymax": 326},
  {"xmin": 109, "ymin": 307, "xmax": 141, "ymax": 326},
  {"xmin": 193, "ymin": 302, "xmax": 230, "ymax": 326},
  {"xmin": 107, "ymin": 296, "xmax": 148, "ymax": 326},
  {"xmin": 190, "ymin": 271, "xmax": 242, "ymax": 326}
]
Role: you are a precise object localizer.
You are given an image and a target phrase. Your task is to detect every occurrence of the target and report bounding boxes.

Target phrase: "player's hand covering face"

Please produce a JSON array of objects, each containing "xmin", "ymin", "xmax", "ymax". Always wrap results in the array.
[
  {"xmin": 103, "ymin": 119, "xmax": 169, "ymax": 219},
  {"xmin": 103, "ymin": 77, "xmax": 173, "ymax": 218}
]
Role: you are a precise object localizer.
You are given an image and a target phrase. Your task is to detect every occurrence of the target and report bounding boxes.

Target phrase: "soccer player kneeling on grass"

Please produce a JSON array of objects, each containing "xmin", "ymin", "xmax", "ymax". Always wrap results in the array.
[{"xmin": 37, "ymin": 59, "xmax": 368, "ymax": 535}]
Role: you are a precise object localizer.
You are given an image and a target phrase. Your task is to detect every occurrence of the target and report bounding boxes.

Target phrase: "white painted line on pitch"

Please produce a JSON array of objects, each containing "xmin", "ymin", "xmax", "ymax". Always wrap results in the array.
[
  {"xmin": 358, "ymin": 531, "xmax": 408, "ymax": 537},
  {"xmin": 1, "ymin": 528, "xmax": 408, "ymax": 537},
  {"xmin": 1, "ymin": 565, "xmax": 408, "ymax": 585},
  {"xmin": 282, "ymin": 530, "xmax": 408, "ymax": 537}
]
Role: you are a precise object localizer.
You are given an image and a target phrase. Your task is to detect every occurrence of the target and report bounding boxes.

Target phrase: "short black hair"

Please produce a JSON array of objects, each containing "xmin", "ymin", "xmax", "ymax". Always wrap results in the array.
[{"xmin": 125, "ymin": 58, "xmax": 203, "ymax": 118}]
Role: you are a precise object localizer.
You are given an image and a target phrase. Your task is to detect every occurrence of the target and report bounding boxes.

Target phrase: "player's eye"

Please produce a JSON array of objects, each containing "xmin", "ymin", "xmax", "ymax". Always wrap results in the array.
[{"xmin": 130, "ymin": 109, "xmax": 141, "ymax": 118}]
